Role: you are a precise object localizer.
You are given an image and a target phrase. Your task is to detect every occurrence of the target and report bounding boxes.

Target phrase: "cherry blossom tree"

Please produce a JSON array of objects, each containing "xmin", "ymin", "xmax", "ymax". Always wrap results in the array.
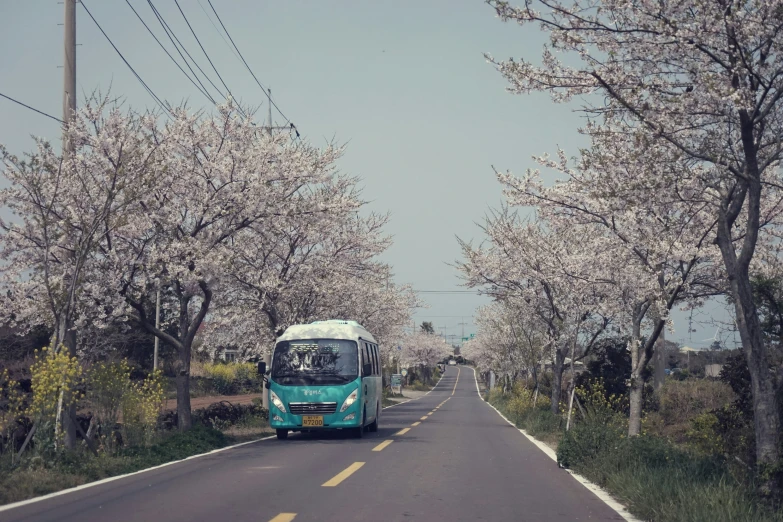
[
  {"xmin": 457, "ymin": 211, "xmax": 609, "ymax": 413},
  {"xmin": 201, "ymin": 205, "xmax": 420, "ymax": 362},
  {"xmin": 0, "ymin": 96, "xmax": 163, "ymax": 446},
  {"xmin": 82, "ymin": 103, "xmax": 346, "ymax": 430},
  {"xmin": 400, "ymin": 330, "xmax": 452, "ymax": 384},
  {"xmin": 487, "ymin": 0, "xmax": 783, "ymax": 484}
]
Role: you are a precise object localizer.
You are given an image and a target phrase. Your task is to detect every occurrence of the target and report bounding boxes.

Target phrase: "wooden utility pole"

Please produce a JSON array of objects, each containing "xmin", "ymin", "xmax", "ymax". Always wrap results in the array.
[{"xmin": 62, "ymin": 0, "xmax": 78, "ymax": 450}]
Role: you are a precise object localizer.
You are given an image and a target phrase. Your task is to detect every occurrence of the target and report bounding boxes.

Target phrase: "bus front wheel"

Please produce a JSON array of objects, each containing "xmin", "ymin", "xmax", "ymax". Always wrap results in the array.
[
  {"xmin": 368, "ymin": 402, "xmax": 379, "ymax": 432},
  {"xmin": 276, "ymin": 429, "xmax": 289, "ymax": 440},
  {"xmin": 354, "ymin": 411, "xmax": 366, "ymax": 438}
]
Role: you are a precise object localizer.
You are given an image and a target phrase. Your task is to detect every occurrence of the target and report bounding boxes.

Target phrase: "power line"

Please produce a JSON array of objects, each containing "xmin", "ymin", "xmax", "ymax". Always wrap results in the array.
[
  {"xmin": 173, "ymin": 0, "xmax": 245, "ymax": 117},
  {"xmin": 196, "ymin": 0, "xmax": 241, "ymax": 62},
  {"xmin": 0, "ymin": 92, "xmax": 63, "ymax": 123},
  {"xmin": 124, "ymin": 0, "xmax": 216, "ymax": 106},
  {"xmin": 146, "ymin": 0, "xmax": 226, "ymax": 106},
  {"xmin": 80, "ymin": 0, "xmax": 171, "ymax": 116},
  {"xmin": 206, "ymin": 0, "xmax": 293, "ymax": 127}
]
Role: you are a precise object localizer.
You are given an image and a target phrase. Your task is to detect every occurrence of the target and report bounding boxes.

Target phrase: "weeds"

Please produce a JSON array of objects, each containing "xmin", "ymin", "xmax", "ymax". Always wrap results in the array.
[{"xmin": 487, "ymin": 379, "xmax": 783, "ymax": 522}]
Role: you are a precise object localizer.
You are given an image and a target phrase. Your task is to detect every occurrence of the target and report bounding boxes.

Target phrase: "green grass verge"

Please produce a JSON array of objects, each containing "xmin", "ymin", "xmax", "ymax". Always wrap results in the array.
[
  {"xmin": 488, "ymin": 390, "xmax": 782, "ymax": 522},
  {"xmin": 0, "ymin": 425, "xmax": 235, "ymax": 506}
]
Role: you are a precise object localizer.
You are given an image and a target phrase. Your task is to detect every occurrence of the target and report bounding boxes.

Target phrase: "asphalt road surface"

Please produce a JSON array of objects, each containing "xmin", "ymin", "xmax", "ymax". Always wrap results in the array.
[{"xmin": 3, "ymin": 366, "xmax": 625, "ymax": 522}]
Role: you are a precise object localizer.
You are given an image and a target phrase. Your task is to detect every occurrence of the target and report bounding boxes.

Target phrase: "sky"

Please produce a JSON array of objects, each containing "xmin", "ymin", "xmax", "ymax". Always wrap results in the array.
[{"xmin": 0, "ymin": 0, "xmax": 734, "ymax": 349}]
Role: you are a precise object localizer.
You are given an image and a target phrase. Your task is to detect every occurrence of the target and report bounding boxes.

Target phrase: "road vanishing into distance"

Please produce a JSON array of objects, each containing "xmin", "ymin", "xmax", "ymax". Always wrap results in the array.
[{"xmin": 3, "ymin": 367, "xmax": 625, "ymax": 522}]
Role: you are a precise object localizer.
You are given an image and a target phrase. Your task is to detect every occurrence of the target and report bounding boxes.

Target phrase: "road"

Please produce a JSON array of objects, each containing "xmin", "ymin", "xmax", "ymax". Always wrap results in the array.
[{"xmin": 3, "ymin": 366, "xmax": 625, "ymax": 522}]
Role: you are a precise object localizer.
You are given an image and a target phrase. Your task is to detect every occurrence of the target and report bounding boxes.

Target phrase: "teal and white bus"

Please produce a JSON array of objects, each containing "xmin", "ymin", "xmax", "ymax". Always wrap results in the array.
[{"xmin": 258, "ymin": 320, "xmax": 382, "ymax": 440}]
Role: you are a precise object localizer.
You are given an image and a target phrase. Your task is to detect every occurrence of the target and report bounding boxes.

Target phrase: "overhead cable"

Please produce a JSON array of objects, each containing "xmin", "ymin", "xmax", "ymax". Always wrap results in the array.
[
  {"xmin": 81, "ymin": 0, "xmax": 171, "ymax": 116},
  {"xmin": 0, "ymin": 92, "xmax": 64, "ymax": 123}
]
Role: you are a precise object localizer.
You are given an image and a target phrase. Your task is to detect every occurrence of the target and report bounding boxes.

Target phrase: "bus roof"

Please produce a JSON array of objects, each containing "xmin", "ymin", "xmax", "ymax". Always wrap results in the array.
[{"xmin": 277, "ymin": 320, "xmax": 377, "ymax": 344}]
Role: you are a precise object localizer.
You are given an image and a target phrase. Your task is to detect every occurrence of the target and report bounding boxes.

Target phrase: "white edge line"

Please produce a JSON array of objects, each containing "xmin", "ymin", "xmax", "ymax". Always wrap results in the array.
[
  {"xmin": 382, "ymin": 398, "xmax": 414, "ymax": 409},
  {"xmin": 384, "ymin": 367, "xmax": 445, "ymax": 408},
  {"xmin": 473, "ymin": 366, "xmax": 641, "ymax": 522},
  {"xmin": 0, "ymin": 434, "xmax": 277, "ymax": 514},
  {"xmin": 423, "ymin": 370, "xmax": 445, "ymax": 395}
]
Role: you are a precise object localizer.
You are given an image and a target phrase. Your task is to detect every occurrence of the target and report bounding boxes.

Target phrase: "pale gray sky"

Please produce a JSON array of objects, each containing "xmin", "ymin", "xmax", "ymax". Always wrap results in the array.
[{"xmin": 0, "ymin": 1, "xmax": 732, "ymax": 348}]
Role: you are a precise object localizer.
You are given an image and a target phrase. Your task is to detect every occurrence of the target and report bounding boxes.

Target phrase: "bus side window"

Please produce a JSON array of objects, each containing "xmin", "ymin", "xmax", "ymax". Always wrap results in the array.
[
  {"xmin": 362, "ymin": 342, "xmax": 370, "ymax": 375},
  {"xmin": 374, "ymin": 345, "xmax": 380, "ymax": 376},
  {"xmin": 371, "ymin": 344, "xmax": 378, "ymax": 375}
]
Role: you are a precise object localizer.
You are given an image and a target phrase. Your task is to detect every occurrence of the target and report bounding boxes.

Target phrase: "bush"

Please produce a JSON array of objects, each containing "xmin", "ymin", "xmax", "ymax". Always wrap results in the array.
[
  {"xmin": 192, "ymin": 401, "xmax": 268, "ymax": 431},
  {"xmin": 201, "ymin": 362, "xmax": 259, "ymax": 395},
  {"xmin": 658, "ymin": 379, "xmax": 735, "ymax": 427},
  {"xmin": 557, "ymin": 418, "xmax": 783, "ymax": 522}
]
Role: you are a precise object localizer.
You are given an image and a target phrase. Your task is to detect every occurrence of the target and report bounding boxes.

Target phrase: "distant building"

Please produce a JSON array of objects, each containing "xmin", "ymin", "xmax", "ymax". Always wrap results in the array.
[{"xmin": 704, "ymin": 364, "xmax": 723, "ymax": 378}]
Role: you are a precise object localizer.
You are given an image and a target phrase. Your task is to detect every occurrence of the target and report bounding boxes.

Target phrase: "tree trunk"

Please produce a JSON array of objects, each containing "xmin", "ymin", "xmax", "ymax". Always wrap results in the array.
[
  {"xmin": 725, "ymin": 243, "xmax": 780, "ymax": 487},
  {"xmin": 63, "ymin": 326, "xmax": 78, "ymax": 449},
  {"xmin": 175, "ymin": 346, "xmax": 192, "ymax": 431},
  {"xmin": 628, "ymin": 371, "xmax": 644, "ymax": 436},
  {"xmin": 715, "ymin": 172, "xmax": 781, "ymax": 494},
  {"xmin": 653, "ymin": 326, "xmax": 666, "ymax": 392},
  {"xmin": 550, "ymin": 349, "xmax": 565, "ymax": 414}
]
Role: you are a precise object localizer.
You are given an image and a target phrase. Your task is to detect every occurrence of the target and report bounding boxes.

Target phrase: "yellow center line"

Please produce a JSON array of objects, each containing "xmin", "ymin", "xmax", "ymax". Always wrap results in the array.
[
  {"xmin": 411, "ymin": 421, "xmax": 421, "ymax": 426},
  {"xmin": 322, "ymin": 462, "xmax": 365, "ymax": 487},
  {"xmin": 373, "ymin": 440, "xmax": 394, "ymax": 452},
  {"xmin": 395, "ymin": 428, "xmax": 410, "ymax": 435},
  {"xmin": 452, "ymin": 367, "xmax": 461, "ymax": 396},
  {"xmin": 269, "ymin": 514, "xmax": 297, "ymax": 522},
  {"xmin": 430, "ymin": 410, "xmax": 436, "ymax": 414},
  {"xmin": 420, "ymin": 416, "xmax": 428, "ymax": 421}
]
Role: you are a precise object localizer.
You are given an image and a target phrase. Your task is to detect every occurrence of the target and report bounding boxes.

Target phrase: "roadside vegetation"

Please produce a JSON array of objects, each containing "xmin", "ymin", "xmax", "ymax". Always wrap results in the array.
[
  {"xmin": 480, "ymin": 347, "xmax": 783, "ymax": 522},
  {"xmin": 0, "ymin": 355, "xmax": 270, "ymax": 506}
]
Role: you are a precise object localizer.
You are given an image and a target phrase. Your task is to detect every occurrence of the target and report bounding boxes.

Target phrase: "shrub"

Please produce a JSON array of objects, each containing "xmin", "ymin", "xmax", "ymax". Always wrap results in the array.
[
  {"xmin": 686, "ymin": 412, "xmax": 724, "ymax": 456},
  {"xmin": 192, "ymin": 401, "xmax": 268, "ymax": 431},
  {"xmin": 121, "ymin": 370, "xmax": 164, "ymax": 448},
  {"xmin": 28, "ymin": 346, "xmax": 83, "ymax": 452},
  {"xmin": 0, "ymin": 370, "xmax": 25, "ymax": 456},
  {"xmin": 201, "ymin": 362, "xmax": 259, "ymax": 395},
  {"xmin": 658, "ymin": 379, "xmax": 735, "ymax": 427},
  {"xmin": 86, "ymin": 361, "xmax": 132, "ymax": 453}
]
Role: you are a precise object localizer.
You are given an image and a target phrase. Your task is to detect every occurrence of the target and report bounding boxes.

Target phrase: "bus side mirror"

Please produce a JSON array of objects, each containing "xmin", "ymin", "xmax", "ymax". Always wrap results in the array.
[
  {"xmin": 258, "ymin": 362, "xmax": 267, "ymax": 376},
  {"xmin": 363, "ymin": 363, "xmax": 372, "ymax": 377}
]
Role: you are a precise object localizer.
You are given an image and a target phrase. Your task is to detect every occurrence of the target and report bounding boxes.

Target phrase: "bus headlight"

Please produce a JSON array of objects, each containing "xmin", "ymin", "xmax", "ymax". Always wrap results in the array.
[
  {"xmin": 270, "ymin": 390, "xmax": 286, "ymax": 413},
  {"xmin": 340, "ymin": 388, "xmax": 358, "ymax": 413}
]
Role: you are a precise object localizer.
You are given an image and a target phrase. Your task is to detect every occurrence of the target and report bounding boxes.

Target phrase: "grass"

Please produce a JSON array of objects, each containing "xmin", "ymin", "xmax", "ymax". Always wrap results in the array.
[
  {"xmin": 0, "ymin": 409, "xmax": 272, "ymax": 507},
  {"xmin": 487, "ymin": 386, "xmax": 783, "ymax": 522},
  {"xmin": 560, "ymin": 426, "xmax": 783, "ymax": 522}
]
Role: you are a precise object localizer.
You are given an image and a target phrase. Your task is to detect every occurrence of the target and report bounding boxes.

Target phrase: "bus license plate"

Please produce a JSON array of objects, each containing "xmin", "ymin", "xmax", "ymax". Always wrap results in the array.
[{"xmin": 302, "ymin": 416, "xmax": 323, "ymax": 427}]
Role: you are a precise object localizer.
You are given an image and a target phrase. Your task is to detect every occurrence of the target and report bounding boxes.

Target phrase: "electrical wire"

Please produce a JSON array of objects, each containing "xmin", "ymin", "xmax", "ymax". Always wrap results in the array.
[
  {"xmin": 0, "ymin": 92, "xmax": 63, "ymax": 123},
  {"xmin": 146, "ymin": 0, "xmax": 226, "ymax": 106},
  {"xmin": 124, "ymin": 0, "xmax": 216, "ymax": 106},
  {"xmin": 173, "ymin": 0, "xmax": 245, "ymax": 117},
  {"xmin": 206, "ymin": 0, "xmax": 294, "ymax": 128},
  {"xmin": 80, "ymin": 0, "xmax": 171, "ymax": 117},
  {"xmin": 196, "ymin": 0, "xmax": 241, "ymax": 62}
]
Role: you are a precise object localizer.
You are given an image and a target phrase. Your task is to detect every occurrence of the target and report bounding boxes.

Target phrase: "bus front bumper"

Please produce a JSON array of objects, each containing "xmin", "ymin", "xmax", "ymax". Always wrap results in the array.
[{"xmin": 269, "ymin": 410, "xmax": 362, "ymax": 430}]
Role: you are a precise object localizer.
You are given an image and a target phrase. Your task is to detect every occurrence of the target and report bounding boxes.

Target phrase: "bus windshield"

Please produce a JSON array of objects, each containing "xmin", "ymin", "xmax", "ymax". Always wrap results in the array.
[{"xmin": 271, "ymin": 339, "xmax": 359, "ymax": 386}]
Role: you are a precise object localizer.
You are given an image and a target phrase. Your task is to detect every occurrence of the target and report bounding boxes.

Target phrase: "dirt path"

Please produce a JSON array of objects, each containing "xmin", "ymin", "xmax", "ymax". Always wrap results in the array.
[{"xmin": 163, "ymin": 393, "xmax": 264, "ymax": 412}]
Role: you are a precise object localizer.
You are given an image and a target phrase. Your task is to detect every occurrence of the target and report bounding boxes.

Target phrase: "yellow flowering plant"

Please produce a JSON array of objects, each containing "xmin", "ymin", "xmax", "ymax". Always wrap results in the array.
[
  {"xmin": 121, "ymin": 369, "xmax": 164, "ymax": 447},
  {"xmin": 0, "ymin": 369, "xmax": 26, "ymax": 455},
  {"xmin": 28, "ymin": 346, "xmax": 84, "ymax": 450}
]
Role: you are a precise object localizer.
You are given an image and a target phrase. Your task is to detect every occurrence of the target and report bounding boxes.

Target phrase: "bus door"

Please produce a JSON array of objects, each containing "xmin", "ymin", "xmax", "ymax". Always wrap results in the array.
[{"xmin": 361, "ymin": 341, "xmax": 380, "ymax": 422}]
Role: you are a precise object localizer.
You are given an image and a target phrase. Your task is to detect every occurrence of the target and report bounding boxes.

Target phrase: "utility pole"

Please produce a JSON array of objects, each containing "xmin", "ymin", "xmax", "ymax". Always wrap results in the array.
[
  {"xmin": 153, "ymin": 289, "xmax": 161, "ymax": 370},
  {"xmin": 263, "ymin": 88, "xmax": 292, "ymax": 135},
  {"xmin": 62, "ymin": 0, "xmax": 78, "ymax": 450},
  {"xmin": 654, "ymin": 321, "xmax": 666, "ymax": 391},
  {"xmin": 267, "ymin": 88, "xmax": 272, "ymax": 137},
  {"xmin": 64, "ymin": 0, "xmax": 76, "ymax": 136}
]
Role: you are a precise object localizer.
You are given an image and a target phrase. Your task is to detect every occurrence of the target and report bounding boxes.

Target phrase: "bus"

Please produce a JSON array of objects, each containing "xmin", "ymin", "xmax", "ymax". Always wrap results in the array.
[{"xmin": 257, "ymin": 319, "xmax": 382, "ymax": 440}]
